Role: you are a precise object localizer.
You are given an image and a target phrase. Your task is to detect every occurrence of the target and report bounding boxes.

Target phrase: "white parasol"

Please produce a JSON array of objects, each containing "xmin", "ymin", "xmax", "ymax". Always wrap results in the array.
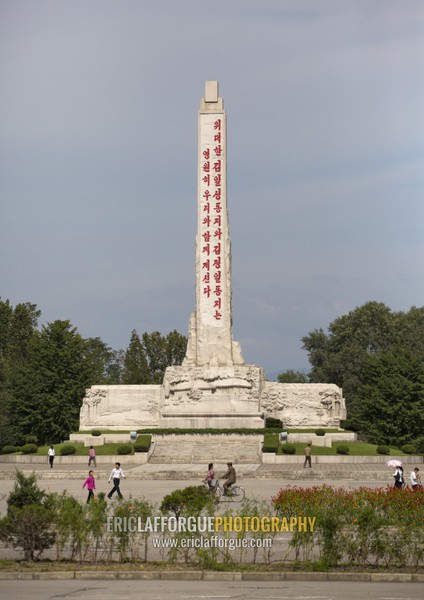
[{"xmin": 386, "ymin": 459, "xmax": 402, "ymax": 468}]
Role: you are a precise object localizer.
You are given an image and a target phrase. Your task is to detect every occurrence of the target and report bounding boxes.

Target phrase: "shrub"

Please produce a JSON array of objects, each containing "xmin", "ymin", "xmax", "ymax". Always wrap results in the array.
[
  {"xmin": 91, "ymin": 430, "xmax": 102, "ymax": 436},
  {"xmin": 1, "ymin": 445, "xmax": 17, "ymax": 454},
  {"xmin": 134, "ymin": 435, "xmax": 151, "ymax": 453},
  {"xmin": 281, "ymin": 444, "xmax": 296, "ymax": 455},
  {"xmin": 21, "ymin": 443, "xmax": 38, "ymax": 454},
  {"xmin": 117, "ymin": 444, "xmax": 133, "ymax": 455},
  {"xmin": 339, "ymin": 420, "xmax": 361, "ymax": 432},
  {"xmin": 60, "ymin": 445, "xmax": 76, "ymax": 455},
  {"xmin": 7, "ymin": 470, "xmax": 46, "ymax": 510},
  {"xmin": 401, "ymin": 444, "xmax": 416, "ymax": 455},
  {"xmin": 0, "ymin": 504, "xmax": 55, "ymax": 561},
  {"xmin": 136, "ymin": 427, "xmax": 280, "ymax": 435},
  {"xmin": 160, "ymin": 486, "xmax": 217, "ymax": 520},
  {"xmin": 376, "ymin": 445, "xmax": 391, "ymax": 455},
  {"xmin": 315, "ymin": 429, "xmax": 326, "ymax": 437},
  {"xmin": 265, "ymin": 417, "xmax": 283, "ymax": 429},
  {"xmin": 336, "ymin": 444, "xmax": 350, "ymax": 455},
  {"xmin": 262, "ymin": 433, "xmax": 279, "ymax": 453},
  {"xmin": 414, "ymin": 437, "xmax": 424, "ymax": 454}
]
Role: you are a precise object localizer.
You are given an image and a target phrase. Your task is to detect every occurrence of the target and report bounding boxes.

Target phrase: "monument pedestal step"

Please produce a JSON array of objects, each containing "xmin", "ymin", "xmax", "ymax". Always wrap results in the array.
[{"xmin": 148, "ymin": 434, "xmax": 262, "ymax": 464}]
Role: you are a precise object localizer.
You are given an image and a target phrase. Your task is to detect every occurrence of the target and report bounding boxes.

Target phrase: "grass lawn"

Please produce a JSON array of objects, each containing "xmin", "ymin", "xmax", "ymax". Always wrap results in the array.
[
  {"xmin": 277, "ymin": 442, "xmax": 405, "ymax": 456},
  {"xmin": 12, "ymin": 443, "xmax": 136, "ymax": 456}
]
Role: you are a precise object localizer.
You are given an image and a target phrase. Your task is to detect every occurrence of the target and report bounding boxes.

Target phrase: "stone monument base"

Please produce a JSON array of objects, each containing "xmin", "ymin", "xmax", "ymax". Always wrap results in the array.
[
  {"xmin": 79, "ymin": 367, "xmax": 346, "ymax": 431},
  {"xmin": 160, "ymin": 364, "xmax": 264, "ymax": 428}
]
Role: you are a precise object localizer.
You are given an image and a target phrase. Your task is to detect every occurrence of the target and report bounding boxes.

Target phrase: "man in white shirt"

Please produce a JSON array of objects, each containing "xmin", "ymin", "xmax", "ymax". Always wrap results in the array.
[
  {"xmin": 48, "ymin": 446, "xmax": 55, "ymax": 469},
  {"xmin": 107, "ymin": 462, "xmax": 125, "ymax": 499},
  {"xmin": 410, "ymin": 467, "xmax": 422, "ymax": 491}
]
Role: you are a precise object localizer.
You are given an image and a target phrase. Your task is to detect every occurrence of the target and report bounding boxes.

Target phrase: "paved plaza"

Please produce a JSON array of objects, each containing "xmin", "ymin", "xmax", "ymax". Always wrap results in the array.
[
  {"xmin": 0, "ymin": 460, "xmax": 399, "ymax": 512},
  {"xmin": 1, "ymin": 578, "xmax": 423, "ymax": 600}
]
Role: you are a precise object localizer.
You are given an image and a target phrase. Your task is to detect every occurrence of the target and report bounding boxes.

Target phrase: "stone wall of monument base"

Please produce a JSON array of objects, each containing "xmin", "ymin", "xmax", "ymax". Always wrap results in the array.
[
  {"xmin": 284, "ymin": 432, "xmax": 357, "ymax": 447},
  {"xmin": 159, "ymin": 414, "xmax": 264, "ymax": 429},
  {"xmin": 70, "ymin": 433, "xmax": 141, "ymax": 446}
]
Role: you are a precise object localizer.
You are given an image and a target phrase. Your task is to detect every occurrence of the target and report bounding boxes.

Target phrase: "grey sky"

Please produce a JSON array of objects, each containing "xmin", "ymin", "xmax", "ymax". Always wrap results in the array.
[{"xmin": 1, "ymin": 0, "xmax": 423, "ymax": 377}]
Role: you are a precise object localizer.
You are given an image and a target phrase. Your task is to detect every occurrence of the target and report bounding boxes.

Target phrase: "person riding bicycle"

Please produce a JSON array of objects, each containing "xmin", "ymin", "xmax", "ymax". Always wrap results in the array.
[
  {"xmin": 203, "ymin": 462, "xmax": 215, "ymax": 489},
  {"xmin": 222, "ymin": 462, "xmax": 236, "ymax": 495}
]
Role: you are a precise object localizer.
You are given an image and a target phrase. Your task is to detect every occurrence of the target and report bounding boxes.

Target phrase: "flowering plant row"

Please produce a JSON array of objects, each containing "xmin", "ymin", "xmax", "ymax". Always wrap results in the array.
[{"xmin": 272, "ymin": 485, "xmax": 424, "ymax": 568}]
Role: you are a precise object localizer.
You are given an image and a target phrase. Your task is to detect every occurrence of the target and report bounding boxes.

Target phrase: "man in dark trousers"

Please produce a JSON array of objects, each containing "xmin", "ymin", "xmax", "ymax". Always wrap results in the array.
[
  {"xmin": 107, "ymin": 462, "xmax": 125, "ymax": 499},
  {"xmin": 303, "ymin": 444, "xmax": 312, "ymax": 468},
  {"xmin": 222, "ymin": 462, "xmax": 236, "ymax": 494}
]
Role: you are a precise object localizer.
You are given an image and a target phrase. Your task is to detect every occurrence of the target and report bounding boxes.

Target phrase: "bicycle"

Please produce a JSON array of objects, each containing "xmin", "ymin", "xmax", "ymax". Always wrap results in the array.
[{"xmin": 208, "ymin": 479, "xmax": 245, "ymax": 502}]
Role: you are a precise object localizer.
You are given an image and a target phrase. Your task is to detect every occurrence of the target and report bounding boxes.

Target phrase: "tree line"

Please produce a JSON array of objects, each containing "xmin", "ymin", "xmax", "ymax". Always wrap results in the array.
[
  {"xmin": 0, "ymin": 299, "xmax": 186, "ymax": 446},
  {"xmin": 279, "ymin": 301, "xmax": 424, "ymax": 449},
  {"xmin": 1, "ymin": 298, "xmax": 423, "ymax": 451}
]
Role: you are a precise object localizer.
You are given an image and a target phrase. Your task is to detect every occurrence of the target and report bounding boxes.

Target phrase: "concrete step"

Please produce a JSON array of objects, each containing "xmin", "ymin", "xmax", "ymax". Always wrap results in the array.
[
  {"xmin": 149, "ymin": 437, "xmax": 261, "ymax": 464},
  {"xmin": 0, "ymin": 465, "xmax": 400, "ymax": 481}
]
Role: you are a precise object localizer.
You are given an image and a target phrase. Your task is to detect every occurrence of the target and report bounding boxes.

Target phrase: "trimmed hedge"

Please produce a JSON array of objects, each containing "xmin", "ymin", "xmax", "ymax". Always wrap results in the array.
[
  {"xmin": 136, "ymin": 428, "xmax": 279, "ymax": 435},
  {"xmin": 117, "ymin": 444, "xmax": 133, "ymax": 455},
  {"xmin": 339, "ymin": 419, "xmax": 361, "ymax": 432},
  {"xmin": 91, "ymin": 430, "xmax": 102, "ymax": 436},
  {"xmin": 262, "ymin": 433, "xmax": 279, "ymax": 453},
  {"xmin": 281, "ymin": 444, "xmax": 296, "ymax": 455},
  {"xmin": 133, "ymin": 435, "xmax": 152, "ymax": 453},
  {"xmin": 265, "ymin": 417, "xmax": 283, "ymax": 429},
  {"xmin": 1, "ymin": 445, "xmax": 17, "ymax": 454},
  {"xmin": 376, "ymin": 445, "xmax": 391, "ymax": 455},
  {"xmin": 336, "ymin": 444, "xmax": 350, "ymax": 455},
  {"xmin": 315, "ymin": 429, "xmax": 326, "ymax": 436},
  {"xmin": 60, "ymin": 445, "xmax": 76, "ymax": 455},
  {"xmin": 401, "ymin": 444, "xmax": 416, "ymax": 455},
  {"xmin": 21, "ymin": 443, "xmax": 38, "ymax": 454}
]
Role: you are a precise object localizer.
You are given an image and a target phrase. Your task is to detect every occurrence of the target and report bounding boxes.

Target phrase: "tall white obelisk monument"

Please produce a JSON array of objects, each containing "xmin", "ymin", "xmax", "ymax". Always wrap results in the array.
[
  {"xmin": 184, "ymin": 81, "xmax": 244, "ymax": 367},
  {"xmin": 79, "ymin": 81, "xmax": 346, "ymax": 432}
]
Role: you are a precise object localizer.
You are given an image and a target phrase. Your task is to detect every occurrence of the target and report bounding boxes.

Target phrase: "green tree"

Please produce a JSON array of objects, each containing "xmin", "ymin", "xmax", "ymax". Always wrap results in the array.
[
  {"xmin": 301, "ymin": 302, "xmax": 424, "ymax": 443},
  {"xmin": 0, "ymin": 469, "xmax": 55, "ymax": 561},
  {"xmin": 0, "ymin": 504, "xmax": 55, "ymax": 561},
  {"xmin": 85, "ymin": 337, "xmax": 124, "ymax": 384},
  {"xmin": 123, "ymin": 329, "xmax": 187, "ymax": 385},
  {"xmin": 302, "ymin": 303, "xmax": 422, "ymax": 409},
  {"xmin": 354, "ymin": 347, "xmax": 424, "ymax": 446},
  {"xmin": 142, "ymin": 329, "xmax": 187, "ymax": 384},
  {"xmin": 277, "ymin": 370, "xmax": 309, "ymax": 383},
  {"xmin": 7, "ymin": 470, "xmax": 46, "ymax": 510},
  {"xmin": 10, "ymin": 320, "xmax": 99, "ymax": 444},
  {"xmin": 0, "ymin": 300, "xmax": 40, "ymax": 445},
  {"xmin": 122, "ymin": 330, "xmax": 150, "ymax": 384}
]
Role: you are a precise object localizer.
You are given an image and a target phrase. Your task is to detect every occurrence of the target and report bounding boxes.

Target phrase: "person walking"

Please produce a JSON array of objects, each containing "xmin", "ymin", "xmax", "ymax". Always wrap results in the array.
[
  {"xmin": 393, "ymin": 465, "xmax": 405, "ymax": 489},
  {"xmin": 48, "ymin": 445, "xmax": 55, "ymax": 469},
  {"xmin": 303, "ymin": 444, "xmax": 312, "ymax": 468},
  {"xmin": 410, "ymin": 467, "xmax": 422, "ymax": 491},
  {"xmin": 107, "ymin": 462, "xmax": 125, "ymax": 499},
  {"xmin": 82, "ymin": 470, "xmax": 96, "ymax": 503},
  {"xmin": 88, "ymin": 445, "xmax": 97, "ymax": 467}
]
